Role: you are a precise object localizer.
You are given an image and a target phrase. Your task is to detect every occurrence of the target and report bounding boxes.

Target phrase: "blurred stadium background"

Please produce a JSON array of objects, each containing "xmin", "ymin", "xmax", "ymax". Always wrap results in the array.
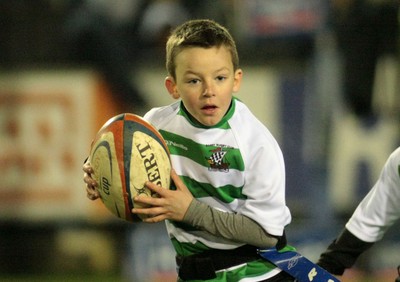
[{"xmin": 0, "ymin": 1, "xmax": 399, "ymax": 281}]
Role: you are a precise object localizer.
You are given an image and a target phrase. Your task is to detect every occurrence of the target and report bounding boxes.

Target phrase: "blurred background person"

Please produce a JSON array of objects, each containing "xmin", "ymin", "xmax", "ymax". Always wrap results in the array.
[
  {"xmin": 327, "ymin": 0, "xmax": 400, "ymax": 219},
  {"xmin": 63, "ymin": 0, "xmax": 194, "ymax": 114}
]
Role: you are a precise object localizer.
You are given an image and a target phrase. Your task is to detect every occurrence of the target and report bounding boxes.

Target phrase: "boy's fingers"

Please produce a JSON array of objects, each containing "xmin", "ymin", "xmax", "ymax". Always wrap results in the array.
[
  {"xmin": 134, "ymin": 193, "xmax": 162, "ymax": 206},
  {"xmin": 144, "ymin": 181, "xmax": 166, "ymax": 195},
  {"xmin": 171, "ymin": 169, "xmax": 183, "ymax": 186},
  {"xmin": 86, "ymin": 188, "xmax": 99, "ymax": 200},
  {"xmin": 171, "ymin": 169, "xmax": 189, "ymax": 194},
  {"xmin": 87, "ymin": 193, "xmax": 97, "ymax": 200}
]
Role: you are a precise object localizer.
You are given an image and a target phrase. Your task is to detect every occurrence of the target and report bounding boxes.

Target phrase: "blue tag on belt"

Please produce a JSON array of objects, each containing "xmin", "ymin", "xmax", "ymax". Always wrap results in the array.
[{"xmin": 258, "ymin": 247, "xmax": 340, "ymax": 282}]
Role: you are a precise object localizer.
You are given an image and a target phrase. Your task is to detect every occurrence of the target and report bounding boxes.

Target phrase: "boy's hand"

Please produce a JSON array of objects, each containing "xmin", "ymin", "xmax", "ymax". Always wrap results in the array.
[
  {"xmin": 132, "ymin": 169, "xmax": 193, "ymax": 223},
  {"xmin": 83, "ymin": 159, "xmax": 100, "ymax": 200}
]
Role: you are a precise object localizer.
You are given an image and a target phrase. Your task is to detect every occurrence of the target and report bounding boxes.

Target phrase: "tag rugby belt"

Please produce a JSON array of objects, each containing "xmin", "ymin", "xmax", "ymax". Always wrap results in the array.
[{"xmin": 176, "ymin": 244, "xmax": 340, "ymax": 281}]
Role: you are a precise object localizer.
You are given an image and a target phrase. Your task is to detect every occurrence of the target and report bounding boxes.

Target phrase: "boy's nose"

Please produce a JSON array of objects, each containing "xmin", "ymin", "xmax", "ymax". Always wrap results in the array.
[{"xmin": 202, "ymin": 83, "xmax": 215, "ymax": 97}]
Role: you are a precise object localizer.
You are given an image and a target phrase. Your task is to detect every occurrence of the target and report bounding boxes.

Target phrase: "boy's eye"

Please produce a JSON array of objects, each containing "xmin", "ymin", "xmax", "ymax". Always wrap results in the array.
[
  {"xmin": 188, "ymin": 78, "xmax": 200, "ymax": 84},
  {"xmin": 216, "ymin": 76, "xmax": 227, "ymax": 81}
]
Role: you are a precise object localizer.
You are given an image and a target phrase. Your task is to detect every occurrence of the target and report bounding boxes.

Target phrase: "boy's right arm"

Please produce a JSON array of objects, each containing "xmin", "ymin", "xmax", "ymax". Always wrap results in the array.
[{"xmin": 83, "ymin": 159, "xmax": 100, "ymax": 200}]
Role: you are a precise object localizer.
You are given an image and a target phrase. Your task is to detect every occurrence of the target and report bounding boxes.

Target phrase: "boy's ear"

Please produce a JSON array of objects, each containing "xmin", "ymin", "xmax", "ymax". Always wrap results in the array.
[
  {"xmin": 232, "ymin": 69, "xmax": 243, "ymax": 93},
  {"xmin": 165, "ymin": 76, "xmax": 180, "ymax": 99}
]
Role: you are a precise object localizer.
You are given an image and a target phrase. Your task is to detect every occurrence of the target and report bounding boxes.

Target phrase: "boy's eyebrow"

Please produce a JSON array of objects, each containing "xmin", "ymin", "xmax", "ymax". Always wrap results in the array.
[
  {"xmin": 183, "ymin": 67, "xmax": 231, "ymax": 76},
  {"xmin": 183, "ymin": 70, "xmax": 199, "ymax": 76}
]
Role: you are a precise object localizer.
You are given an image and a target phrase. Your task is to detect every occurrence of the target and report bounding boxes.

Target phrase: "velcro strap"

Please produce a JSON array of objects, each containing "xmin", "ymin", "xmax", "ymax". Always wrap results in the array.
[
  {"xmin": 177, "ymin": 256, "xmax": 216, "ymax": 280},
  {"xmin": 176, "ymin": 244, "xmax": 259, "ymax": 280}
]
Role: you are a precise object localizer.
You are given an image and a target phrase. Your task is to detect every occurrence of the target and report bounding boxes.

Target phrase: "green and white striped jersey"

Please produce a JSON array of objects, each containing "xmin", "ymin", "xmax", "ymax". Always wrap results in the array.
[{"xmin": 144, "ymin": 97, "xmax": 292, "ymax": 281}]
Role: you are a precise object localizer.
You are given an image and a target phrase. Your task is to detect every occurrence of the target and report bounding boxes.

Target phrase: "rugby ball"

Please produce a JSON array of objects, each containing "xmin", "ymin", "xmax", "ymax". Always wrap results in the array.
[{"xmin": 89, "ymin": 113, "xmax": 171, "ymax": 222}]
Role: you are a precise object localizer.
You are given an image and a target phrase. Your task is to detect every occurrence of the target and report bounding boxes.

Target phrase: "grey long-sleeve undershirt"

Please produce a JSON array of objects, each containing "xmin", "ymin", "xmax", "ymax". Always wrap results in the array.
[{"xmin": 182, "ymin": 199, "xmax": 278, "ymax": 248}]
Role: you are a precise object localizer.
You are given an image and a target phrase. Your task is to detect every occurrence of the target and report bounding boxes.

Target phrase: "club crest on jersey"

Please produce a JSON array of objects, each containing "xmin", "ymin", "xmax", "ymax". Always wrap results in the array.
[{"xmin": 206, "ymin": 146, "xmax": 230, "ymax": 172}]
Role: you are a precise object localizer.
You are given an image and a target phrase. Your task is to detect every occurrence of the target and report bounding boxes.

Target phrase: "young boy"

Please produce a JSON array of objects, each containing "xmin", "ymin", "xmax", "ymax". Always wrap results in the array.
[{"xmin": 84, "ymin": 19, "xmax": 294, "ymax": 281}]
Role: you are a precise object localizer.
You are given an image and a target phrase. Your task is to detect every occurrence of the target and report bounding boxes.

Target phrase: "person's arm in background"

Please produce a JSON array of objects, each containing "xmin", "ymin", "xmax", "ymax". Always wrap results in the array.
[
  {"xmin": 317, "ymin": 228, "xmax": 373, "ymax": 275},
  {"xmin": 318, "ymin": 147, "xmax": 400, "ymax": 275}
]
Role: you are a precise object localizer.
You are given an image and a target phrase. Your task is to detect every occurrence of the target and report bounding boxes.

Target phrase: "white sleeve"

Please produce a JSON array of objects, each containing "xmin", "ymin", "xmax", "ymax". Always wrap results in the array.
[
  {"xmin": 346, "ymin": 147, "xmax": 400, "ymax": 242},
  {"xmin": 234, "ymin": 123, "xmax": 291, "ymax": 236}
]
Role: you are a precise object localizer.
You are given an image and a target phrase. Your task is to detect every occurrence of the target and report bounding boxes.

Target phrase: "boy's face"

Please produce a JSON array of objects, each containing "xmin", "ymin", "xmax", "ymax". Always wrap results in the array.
[{"xmin": 165, "ymin": 46, "xmax": 242, "ymax": 126}]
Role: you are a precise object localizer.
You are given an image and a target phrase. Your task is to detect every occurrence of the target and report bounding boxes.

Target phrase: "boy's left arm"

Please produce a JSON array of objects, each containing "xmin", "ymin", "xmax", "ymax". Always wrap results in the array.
[
  {"xmin": 132, "ymin": 167, "xmax": 281, "ymax": 248},
  {"xmin": 183, "ymin": 199, "xmax": 279, "ymax": 248}
]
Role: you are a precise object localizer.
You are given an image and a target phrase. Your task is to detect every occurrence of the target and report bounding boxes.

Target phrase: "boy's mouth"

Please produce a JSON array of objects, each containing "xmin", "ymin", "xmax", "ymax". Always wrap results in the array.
[
  {"xmin": 201, "ymin": 104, "xmax": 218, "ymax": 114},
  {"xmin": 202, "ymin": 105, "xmax": 217, "ymax": 109}
]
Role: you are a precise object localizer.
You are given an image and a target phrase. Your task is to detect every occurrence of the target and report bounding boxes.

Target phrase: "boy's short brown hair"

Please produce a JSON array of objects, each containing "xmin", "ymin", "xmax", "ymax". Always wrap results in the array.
[{"xmin": 166, "ymin": 19, "xmax": 239, "ymax": 79}]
